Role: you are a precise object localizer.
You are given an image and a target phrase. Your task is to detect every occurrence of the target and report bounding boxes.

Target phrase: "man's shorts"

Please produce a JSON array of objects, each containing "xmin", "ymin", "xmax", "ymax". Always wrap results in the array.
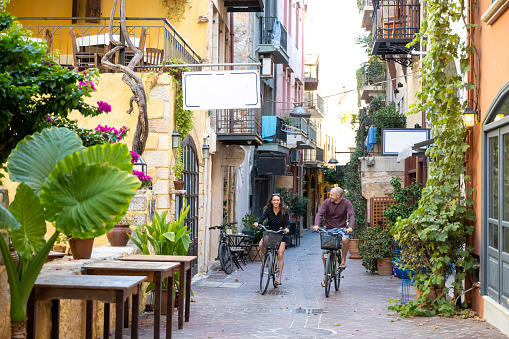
[{"xmin": 327, "ymin": 227, "xmax": 349, "ymax": 239}]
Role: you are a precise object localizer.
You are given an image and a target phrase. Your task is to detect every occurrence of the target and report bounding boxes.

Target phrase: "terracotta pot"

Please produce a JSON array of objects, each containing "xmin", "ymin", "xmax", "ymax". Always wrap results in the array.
[
  {"xmin": 106, "ymin": 223, "xmax": 132, "ymax": 247},
  {"xmin": 416, "ymin": 287, "xmax": 444, "ymax": 306},
  {"xmin": 174, "ymin": 180, "xmax": 185, "ymax": 190},
  {"xmin": 9, "ymin": 246, "xmax": 19, "ymax": 269},
  {"xmin": 69, "ymin": 237, "xmax": 94, "ymax": 260},
  {"xmin": 160, "ymin": 289, "xmax": 177, "ymax": 315},
  {"xmin": 348, "ymin": 239, "xmax": 363, "ymax": 259},
  {"xmin": 377, "ymin": 257, "xmax": 393, "ymax": 276}
]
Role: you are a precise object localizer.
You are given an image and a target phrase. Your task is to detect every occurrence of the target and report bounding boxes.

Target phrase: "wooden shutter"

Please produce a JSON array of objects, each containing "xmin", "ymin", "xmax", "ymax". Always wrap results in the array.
[
  {"xmin": 72, "ymin": 0, "xmax": 80, "ymax": 24},
  {"xmin": 85, "ymin": 0, "xmax": 101, "ymax": 23}
]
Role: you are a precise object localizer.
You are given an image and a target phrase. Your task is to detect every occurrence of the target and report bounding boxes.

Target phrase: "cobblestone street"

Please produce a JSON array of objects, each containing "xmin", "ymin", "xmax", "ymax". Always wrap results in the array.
[{"xmin": 131, "ymin": 231, "xmax": 507, "ymax": 338}]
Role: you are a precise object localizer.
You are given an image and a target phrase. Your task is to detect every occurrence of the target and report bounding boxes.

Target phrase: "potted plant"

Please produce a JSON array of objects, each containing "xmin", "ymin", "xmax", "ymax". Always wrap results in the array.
[
  {"xmin": 241, "ymin": 213, "xmax": 263, "ymax": 261},
  {"xmin": 0, "ymin": 127, "xmax": 140, "ymax": 337},
  {"xmin": 129, "ymin": 199, "xmax": 191, "ymax": 314},
  {"xmin": 107, "ymin": 213, "xmax": 133, "ymax": 247},
  {"xmin": 358, "ymin": 224, "xmax": 393, "ymax": 275},
  {"xmin": 172, "ymin": 145, "xmax": 185, "ymax": 190}
]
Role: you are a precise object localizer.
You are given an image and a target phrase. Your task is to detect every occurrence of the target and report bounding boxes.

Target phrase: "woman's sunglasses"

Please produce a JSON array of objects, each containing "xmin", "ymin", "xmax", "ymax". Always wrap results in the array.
[{"xmin": 272, "ymin": 193, "xmax": 280, "ymax": 196}]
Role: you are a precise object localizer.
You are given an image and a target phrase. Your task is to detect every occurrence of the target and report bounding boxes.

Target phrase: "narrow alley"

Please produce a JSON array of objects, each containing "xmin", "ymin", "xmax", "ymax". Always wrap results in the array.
[{"xmin": 133, "ymin": 231, "xmax": 505, "ymax": 339}]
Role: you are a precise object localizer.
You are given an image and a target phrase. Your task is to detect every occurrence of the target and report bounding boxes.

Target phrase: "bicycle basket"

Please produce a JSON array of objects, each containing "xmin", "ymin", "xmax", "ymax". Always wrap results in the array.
[
  {"xmin": 262, "ymin": 231, "xmax": 284, "ymax": 249},
  {"xmin": 320, "ymin": 232, "xmax": 341, "ymax": 250}
]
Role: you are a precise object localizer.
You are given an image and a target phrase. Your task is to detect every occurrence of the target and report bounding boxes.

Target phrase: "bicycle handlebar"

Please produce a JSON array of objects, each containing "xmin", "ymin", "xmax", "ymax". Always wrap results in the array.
[
  {"xmin": 209, "ymin": 222, "xmax": 238, "ymax": 230},
  {"xmin": 257, "ymin": 225, "xmax": 285, "ymax": 233}
]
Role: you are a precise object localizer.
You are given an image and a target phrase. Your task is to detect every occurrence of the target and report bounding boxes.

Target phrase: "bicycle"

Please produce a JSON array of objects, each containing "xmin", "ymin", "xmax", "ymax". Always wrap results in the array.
[
  {"xmin": 258, "ymin": 225, "xmax": 285, "ymax": 295},
  {"xmin": 317, "ymin": 228, "xmax": 345, "ymax": 297},
  {"xmin": 209, "ymin": 222, "xmax": 237, "ymax": 274}
]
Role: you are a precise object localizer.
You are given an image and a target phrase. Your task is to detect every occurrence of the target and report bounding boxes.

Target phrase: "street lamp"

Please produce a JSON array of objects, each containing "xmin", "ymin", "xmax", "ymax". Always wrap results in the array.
[
  {"xmin": 462, "ymin": 105, "xmax": 480, "ymax": 128},
  {"xmin": 328, "ymin": 158, "xmax": 339, "ymax": 164},
  {"xmin": 290, "ymin": 106, "xmax": 311, "ymax": 118}
]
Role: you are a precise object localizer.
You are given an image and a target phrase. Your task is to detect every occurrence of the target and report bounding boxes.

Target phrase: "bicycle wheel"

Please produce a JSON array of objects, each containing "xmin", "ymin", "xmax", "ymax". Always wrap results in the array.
[
  {"xmin": 219, "ymin": 243, "xmax": 233, "ymax": 275},
  {"xmin": 260, "ymin": 251, "xmax": 272, "ymax": 295},
  {"xmin": 325, "ymin": 252, "xmax": 332, "ymax": 297},
  {"xmin": 334, "ymin": 251, "xmax": 341, "ymax": 291},
  {"xmin": 272, "ymin": 251, "xmax": 280, "ymax": 288}
]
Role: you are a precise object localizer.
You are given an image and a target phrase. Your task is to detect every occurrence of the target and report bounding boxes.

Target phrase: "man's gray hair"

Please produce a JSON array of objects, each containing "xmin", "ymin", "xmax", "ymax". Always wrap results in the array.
[{"xmin": 331, "ymin": 187, "xmax": 344, "ymax": 197}]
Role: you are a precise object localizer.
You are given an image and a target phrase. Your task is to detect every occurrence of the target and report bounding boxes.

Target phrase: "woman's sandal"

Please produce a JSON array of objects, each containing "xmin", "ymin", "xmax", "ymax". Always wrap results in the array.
[
  {"xmin": 321, "ymin": 280, "xmax": 325, "ymax": 287},
  {"xmin": 339, "ymin": 263, "xmax": 347, "ymax": 269},
  {"xmin": 275, "ymin": 280, "xmax": 282, "ymax": 286}
]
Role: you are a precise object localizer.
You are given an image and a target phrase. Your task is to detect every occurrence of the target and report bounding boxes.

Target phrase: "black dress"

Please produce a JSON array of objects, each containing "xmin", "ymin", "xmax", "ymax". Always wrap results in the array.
[{"xmin": 257, "ymin": 207, "xmax": 290, "ymax": 243}]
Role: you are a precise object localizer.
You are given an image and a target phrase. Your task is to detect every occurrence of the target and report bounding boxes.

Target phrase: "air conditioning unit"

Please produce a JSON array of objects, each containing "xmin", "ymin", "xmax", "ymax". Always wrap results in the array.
[
  {"xmin": 260, "ymin": 54, "xmax": 274, "ymax": 78},
  {"xmin": 290, "ymin": 149, "xmax": 300, "ymax": 163}
]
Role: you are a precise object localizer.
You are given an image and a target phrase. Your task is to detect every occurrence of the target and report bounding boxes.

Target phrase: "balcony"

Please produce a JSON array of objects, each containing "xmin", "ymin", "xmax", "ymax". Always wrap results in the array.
[
  {"xmin": 304, "ymin": 54, "xmax": 319, "ymax": 91},
  {"xmin": 215, "ymin": 108, "xmax": 263, "ymax": 145},
  {"xmin": 18, "ymin": 17, "xmax": 201, "ymax": 71},
  {"xmin": 285, "ymin": 117, "xmax": 317, "ymax": 150},
  {"xmin": 361, "ymin": 0, "xmax": 374, "ymax": 31},
  {"xmin": 304, "ymin": 91, "xmax": 325, "ymax": 119},
  {"xmin": 358, "ymin": 61, "xmax": 386, "ymax": 103},
  {"xmin": 371, "ymin": 0, "xmax": 420, "ymax": 56},
  {"xmin": 303, "ymin": 147, "xmax": 324, "ymax": 165},
  {"xmin": 225, "ymin": 0, "xmax": 264, "ymax": 12},
  {"xmin": 259, "ymin": 16, "xmax": 289, "ymax": 64},
  {"xmin": 258, "ymin": 116, "xmax": 289, "ymax": 154}
]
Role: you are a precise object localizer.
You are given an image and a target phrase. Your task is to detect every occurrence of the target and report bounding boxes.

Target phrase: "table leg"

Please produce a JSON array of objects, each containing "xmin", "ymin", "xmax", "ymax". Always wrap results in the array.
[
  {"xmin": 27, "ymin": 292, "xmax": 36, "ymax": 339},
  {"xmin": 51, "ymin": 299, "xmax": 60, "ymax": 339},
  {"xmin": 124, "ymin": 297, "xmax": 129, "ymax": 328},
  {"xmin": 166, "ymin": 275, "xmax": 173, "ymax": 339},
  {"xmin": 178, "ymin": 265, "xmax": 184, "ymax": 329},
  {"xmin": 154, "ymin": 271, "xmax": 162, "ymax": 339},
  {"xmin": 86, "ymin": 300, "xmax": 93, "ymax": 339},
  {"xmin": 115, "ymin": 290, "xmax": 125, "ymax": 339},
  {"xmin": 132, "ymin": 286, "xmax": 139, "ymax": 339},
  {"xmin": 104, "ymin": 303, "xmax": 110, "ymax": 338},
  {"xmin": 185, "ymin": 267, "xmax": 191, "ymax": 323}
]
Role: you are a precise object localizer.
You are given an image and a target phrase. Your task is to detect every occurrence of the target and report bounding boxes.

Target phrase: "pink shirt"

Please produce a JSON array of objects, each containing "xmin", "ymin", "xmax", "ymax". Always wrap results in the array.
[{"xmin": 314, "ymin": 198, "xmax": 355, "ymax": 230}]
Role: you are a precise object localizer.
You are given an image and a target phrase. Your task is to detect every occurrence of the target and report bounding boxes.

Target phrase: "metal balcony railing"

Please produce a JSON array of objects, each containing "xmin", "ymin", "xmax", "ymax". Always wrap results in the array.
[
  {"xmin": 362, "ymin": 62, "xmax": 386, "ymax": 87},
  {"xmin": 303, "ymin": 147, "xmax": 325, "ymax": 163},
  {"xmin": 363, "ymin": 0, "xmax": 374, "ymax": 8},
  {"xmin": 216, "ymin": 108, "xmax": 262, "ymax": 136},
  {"xmin": 260, "ymin": 16, "xmax": 287, "ymax": 53},
  {"xmin": 304, "ymin": 91, "xmax": 325, "ymax": 113},
  {"xmin": 372, "ymin": 0, "xmax": 420, "ymax": 55},
  {"xmin": 286, "ymin": 117, "xmax": 317, "ymax": 144},
  {"xmin": 18, "ymin": 17, "xmax": 201, "ymax": 71}
]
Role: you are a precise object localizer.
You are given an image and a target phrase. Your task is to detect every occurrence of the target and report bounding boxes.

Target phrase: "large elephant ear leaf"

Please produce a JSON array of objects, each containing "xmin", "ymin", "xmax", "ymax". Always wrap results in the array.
[
  {"xmin": 51, "ymin": 143, "xmax": 134, "ymax": 175},
  {"xmin": 9, "ymin": 183, "xmax": 46, "ymax": 259},
  {"xmin": 0, "ymin": 204, "xmax": 20, "ymax": 232},
  {"xmin": 7, "ymin": 127, "xmax": 84, "ymax": 195},
  {"xmin": 41, "ymin": 164, "xmax": 139, "ymax": 239}
]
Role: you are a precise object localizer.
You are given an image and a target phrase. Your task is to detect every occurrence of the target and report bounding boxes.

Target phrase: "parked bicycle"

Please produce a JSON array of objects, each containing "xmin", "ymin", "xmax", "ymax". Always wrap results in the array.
[
  {"xmin": 317, "ymin": 227, "xmax": 345, "ymax": 297},
  {"xmin": 258, "ymin": 225, "xmax": 285, "ymax": 295},
  {"xmin": 209, "ymin": 222, "xmax": 237, "ymax": 274}
]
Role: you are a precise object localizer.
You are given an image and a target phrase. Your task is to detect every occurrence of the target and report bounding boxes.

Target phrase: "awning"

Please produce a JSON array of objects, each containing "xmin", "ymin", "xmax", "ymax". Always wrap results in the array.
[{"xmin": 397, "ymin": 137, "xmax": 435, "ymax": 163}]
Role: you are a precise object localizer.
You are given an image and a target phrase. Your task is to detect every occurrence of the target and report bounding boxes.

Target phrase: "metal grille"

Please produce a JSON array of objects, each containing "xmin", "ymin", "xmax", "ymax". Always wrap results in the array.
[
  {"xmin": 260, "ymin": 16, "xmax": 288, "ymax": 52},
  {"xmin": 216, "ymin": 108, "xmax": 262, "ymax": 136},
  {"xmin": 370, "ymin": 196, "xmax": 395, "ymax": 227}
]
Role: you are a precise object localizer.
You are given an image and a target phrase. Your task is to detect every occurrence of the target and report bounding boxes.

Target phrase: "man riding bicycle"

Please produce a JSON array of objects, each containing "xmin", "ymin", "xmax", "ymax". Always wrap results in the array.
[{"xmin": 313, "ymin": 187, "xmax": 354, "ymax": 286}]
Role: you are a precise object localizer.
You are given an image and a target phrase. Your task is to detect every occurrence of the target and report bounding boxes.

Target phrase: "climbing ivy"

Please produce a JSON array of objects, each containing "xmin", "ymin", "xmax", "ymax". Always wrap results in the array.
[{"xmin": 388, "ymin": 0, "xmax": 476, "ymax": 317}]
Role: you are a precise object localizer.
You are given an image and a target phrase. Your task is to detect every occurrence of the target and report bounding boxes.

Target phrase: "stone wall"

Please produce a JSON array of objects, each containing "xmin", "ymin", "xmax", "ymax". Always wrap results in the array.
[{"xmin": 359, "ymin": 156, "xmax": 404, "ymax": 223}]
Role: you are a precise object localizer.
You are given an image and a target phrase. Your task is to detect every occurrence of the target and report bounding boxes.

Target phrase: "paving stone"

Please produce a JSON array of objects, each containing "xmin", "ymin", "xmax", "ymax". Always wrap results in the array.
[{"xmin": 118, "ymin": 231, "xmax": 507, "ymax": 338}]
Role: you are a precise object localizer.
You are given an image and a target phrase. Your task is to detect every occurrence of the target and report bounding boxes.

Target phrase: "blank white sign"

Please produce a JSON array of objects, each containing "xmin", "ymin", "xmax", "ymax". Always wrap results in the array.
[
  {"xmin": 382, "ymin": 129, "xmax": 430, "ymax": 155},
  {"xmin": 182, "ymin": 70, "xmax": 260, "ymax": 110}
]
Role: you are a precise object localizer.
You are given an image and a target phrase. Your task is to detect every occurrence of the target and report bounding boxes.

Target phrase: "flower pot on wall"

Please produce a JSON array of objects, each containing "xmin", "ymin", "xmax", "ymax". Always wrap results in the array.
[
  {"xmin": 69, "ymin": 237, "xmax": 95, "ymax": 260},
  {"xmin": 106, "ymin": 223, "xmax": 132, "ymax": 247},
  {"xmin": 377, "ymin": 257, "xmax": 393, "ymax": 276},
  {"xmin": 174, "ymin": 180, "xmax": 185, "ymax": 190},
  {"xmin": 349, "ymin": 239, "xmax": 363, "ymax": 259}
]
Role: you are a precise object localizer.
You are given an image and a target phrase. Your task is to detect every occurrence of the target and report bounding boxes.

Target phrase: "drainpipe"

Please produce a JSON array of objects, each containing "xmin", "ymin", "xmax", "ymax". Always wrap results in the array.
[{"xmin": 230, "ymin": 12, "xmax": 234, "ymax": 69}]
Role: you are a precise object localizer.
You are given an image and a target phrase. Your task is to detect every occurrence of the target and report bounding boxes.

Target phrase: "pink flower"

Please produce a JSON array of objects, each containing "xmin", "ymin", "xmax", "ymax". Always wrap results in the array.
[
  {"xmin": 97, "ymin": 101, "xmax": 111, "ymax": 113},
  {"xmin": 130, "ymin": 151, "xmax": 139, "ymax": 164}
]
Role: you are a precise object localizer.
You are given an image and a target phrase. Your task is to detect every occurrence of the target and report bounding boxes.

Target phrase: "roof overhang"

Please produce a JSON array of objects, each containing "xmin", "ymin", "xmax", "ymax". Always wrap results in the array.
[{"xmin": 225, "ymin": 0, "xmax": 264, "ymax": 12}]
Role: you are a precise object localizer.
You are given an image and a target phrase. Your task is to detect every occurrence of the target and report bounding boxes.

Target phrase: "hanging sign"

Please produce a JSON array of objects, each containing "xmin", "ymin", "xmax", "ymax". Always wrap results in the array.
[{"xmin": 182, "ymin": 70, "xmax": 260, "ymax": 110}]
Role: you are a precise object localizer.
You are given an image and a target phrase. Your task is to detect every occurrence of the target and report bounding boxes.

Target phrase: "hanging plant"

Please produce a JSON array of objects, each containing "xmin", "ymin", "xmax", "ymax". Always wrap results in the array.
[
  {"xmin": 160, "ymin": 0, "xmax": 191, "ymax": 22},
  {"xmin": 388, "ymin": 0, "xmax": 476, "ymax": 317}
]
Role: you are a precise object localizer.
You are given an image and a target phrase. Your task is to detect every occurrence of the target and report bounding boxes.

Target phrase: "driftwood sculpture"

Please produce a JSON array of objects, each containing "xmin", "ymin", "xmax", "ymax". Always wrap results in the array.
[{"xmin": 101, "ymin": 0, "xmax": 148, "ymax": 154}]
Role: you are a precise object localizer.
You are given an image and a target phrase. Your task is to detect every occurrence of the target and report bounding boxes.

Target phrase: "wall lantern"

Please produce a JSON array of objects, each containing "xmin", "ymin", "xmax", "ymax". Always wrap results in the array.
[
  {"xmin": 494, "ymin": 114, "xmax": 504, "ymax": 122},
  {"xmin": 133, "ymin": 154, "xmax": 147, "ymax": 176},
  {"xmin": 202, "ymin": 144, "xmax": 210, "ymax": 159},
  {"xmin": 462, "ymin": 105, "xmax": 480, "ymax": 128},
  {"xmin": 172, "ymin": 129, "xmax": 181, "ymax": 149}
]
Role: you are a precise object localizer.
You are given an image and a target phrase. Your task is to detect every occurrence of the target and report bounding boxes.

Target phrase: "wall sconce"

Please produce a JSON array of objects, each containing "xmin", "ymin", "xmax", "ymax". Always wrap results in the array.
[
  {"xmin": 397, "ymin": 82, "xmax": 404, "ymax": 88},
  {"xmin": 462, "ymin": 105, "xmax": 480, "ymax": 128},
  {"xmin": 172, "ymin": 130, "xmax": 181, "ymax": 149},
  {"xmin": 202, "ymin": 144, "xmax": 210, "ymax": 159}
]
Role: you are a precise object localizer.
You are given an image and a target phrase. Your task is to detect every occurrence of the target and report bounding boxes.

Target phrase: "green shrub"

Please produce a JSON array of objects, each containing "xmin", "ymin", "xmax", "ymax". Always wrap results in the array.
[{"xmin": 358, "ymin": 225, "xmax": 393, "ymax": 273}]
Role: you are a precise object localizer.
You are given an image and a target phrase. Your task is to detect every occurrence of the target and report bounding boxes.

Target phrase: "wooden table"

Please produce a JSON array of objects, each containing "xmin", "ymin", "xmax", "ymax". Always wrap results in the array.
[
  {"xmin": 120, "ymin": 255, "xmax": 196, "ymax": 329},
  {"xmin": 27, "ymin": 275, "xmax": 145, "ymax": 339},
  {"xmin": 82, "ymin": 261, "xmax": 179, "ymax": 339}
]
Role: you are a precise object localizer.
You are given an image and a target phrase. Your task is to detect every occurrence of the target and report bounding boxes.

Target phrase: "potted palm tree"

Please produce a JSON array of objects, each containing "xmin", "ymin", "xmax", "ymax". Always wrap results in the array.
[{"xmin": 0, "ymin": 127, "xmax": 140, "ymax": 337}]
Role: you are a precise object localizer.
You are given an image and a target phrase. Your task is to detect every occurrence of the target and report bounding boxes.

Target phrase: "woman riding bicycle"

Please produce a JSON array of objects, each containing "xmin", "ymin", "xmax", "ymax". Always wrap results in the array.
[{"xmin": 253, "ymin": 193, "xmax": 290, "ymax": 286}]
